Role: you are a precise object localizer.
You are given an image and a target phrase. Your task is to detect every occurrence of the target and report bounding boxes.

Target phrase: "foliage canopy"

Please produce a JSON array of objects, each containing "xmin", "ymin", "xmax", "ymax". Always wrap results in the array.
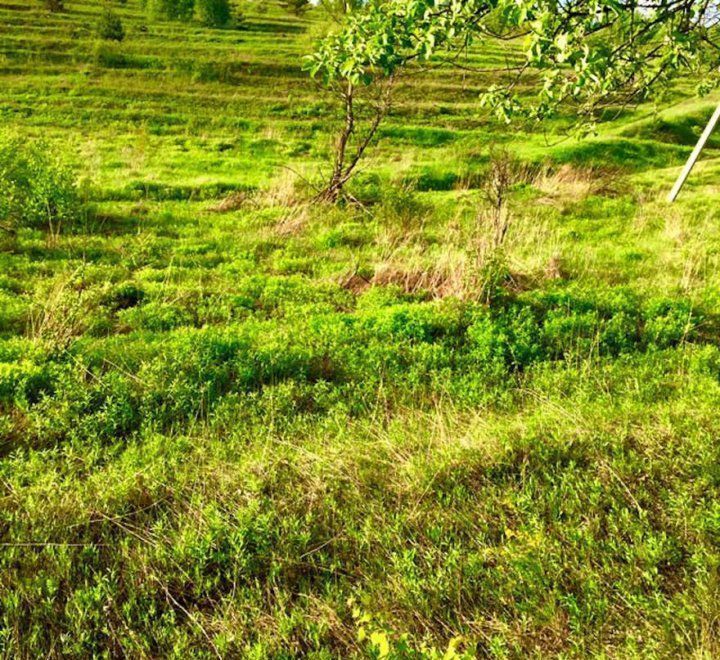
[{"xmin": 309, "ymin": 0, "xmax": 720, "ymax": 123}]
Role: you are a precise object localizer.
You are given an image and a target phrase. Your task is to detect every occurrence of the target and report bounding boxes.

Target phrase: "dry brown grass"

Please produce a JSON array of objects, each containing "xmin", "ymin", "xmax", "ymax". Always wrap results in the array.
[
  {"xmin": 211, "ymin": 170, "xmax": 309, "ymax": 216},
  {"xmin": 533, "ymin": 163, "xmax": 622, "ymax": 203},
  {"xmin": 26, "ymin": 269, "xmax": 87, "ymax": 350},
  {"xmin": 366, "ymin": 238, "xmax": 516, "ymax": 301},
  {"xmin": 264, "ymin": 170, "xmax": 316, "ymax": 236},
  {"xmin": 274, "ymin": 204, "xmax": 311, "ymax": 237},
  {"xmin": 260, "ymin": 169, "xmax": 306, "ymax": 208},
  {"xmin": 210, "ymin": 190, "xmax": 252, "ymax": 213},
  {"xmin": 371, "ymin": 250, "xmax": 471, "ymax": 299}
]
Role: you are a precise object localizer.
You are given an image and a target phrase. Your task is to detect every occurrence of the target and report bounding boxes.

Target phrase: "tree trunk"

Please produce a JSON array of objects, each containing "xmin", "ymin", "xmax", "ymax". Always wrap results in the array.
[{"xmin": 317, "ymin": 77, "xmax": 393, "ymax": 203}]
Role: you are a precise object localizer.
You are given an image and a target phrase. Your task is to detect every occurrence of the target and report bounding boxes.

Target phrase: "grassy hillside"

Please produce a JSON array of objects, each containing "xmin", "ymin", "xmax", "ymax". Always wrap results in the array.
[{"xmin": 2, "ymin": 0, "xmax": 720, "ymax": 657}]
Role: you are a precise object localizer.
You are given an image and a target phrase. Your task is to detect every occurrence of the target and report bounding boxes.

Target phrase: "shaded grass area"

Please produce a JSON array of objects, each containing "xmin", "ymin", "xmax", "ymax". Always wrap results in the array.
[
  {"xmin": 2, "ymin": 0, "xmax": 720, "ymax": 657},
  {"xmin": 4, "ymin": 347, "xmax": 720, "ymax": 656}
]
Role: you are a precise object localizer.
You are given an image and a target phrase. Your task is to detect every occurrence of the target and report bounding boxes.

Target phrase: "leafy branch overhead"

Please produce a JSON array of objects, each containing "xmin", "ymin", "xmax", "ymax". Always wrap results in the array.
[{"xmin": 308, "ymin": 0, "xmax": 720, "ymax": 123}]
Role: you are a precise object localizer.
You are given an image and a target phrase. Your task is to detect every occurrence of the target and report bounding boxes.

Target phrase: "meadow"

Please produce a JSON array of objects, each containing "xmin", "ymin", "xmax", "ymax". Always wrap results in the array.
[{"xmin": 2, "ymin": 0, "xmax": 720, "ymax": 656}]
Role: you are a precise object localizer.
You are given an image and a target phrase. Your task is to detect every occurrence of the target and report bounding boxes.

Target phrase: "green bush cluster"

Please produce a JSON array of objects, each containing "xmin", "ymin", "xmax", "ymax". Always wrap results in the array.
[
  {"xmin": 0, "ymin": 287, "xmax": 705, "ymax": 450},
  {"xmin": 43, "ymin": 0, "xmax": 64, "ymax": 11},
  {"xmin": 0, "ymin": 138, "xmax": 80, "ymax": 233},
  {"xmin": 145, "ymin": 0, "xmax": 194, "ymax": 21},
  {"xmin": 144, "ymin": 0, "xmax": 232, "ymax": 26},
  {"xmin": 194, "ymin": 0, "xmax": 231, "ymax": 26},
  {"xmin": 97, "ymin": 6, "xmax": 125, "ymax": 41},
  {"xmin": 3, "ymin": 338, "xmax": 720, "ymax": 656}
]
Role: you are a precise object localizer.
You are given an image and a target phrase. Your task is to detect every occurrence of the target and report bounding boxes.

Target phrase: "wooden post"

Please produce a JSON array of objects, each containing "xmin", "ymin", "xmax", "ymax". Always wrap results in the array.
[{"xmin": 667, "ymin": 102, "xmax": 720, "ymax": 202}]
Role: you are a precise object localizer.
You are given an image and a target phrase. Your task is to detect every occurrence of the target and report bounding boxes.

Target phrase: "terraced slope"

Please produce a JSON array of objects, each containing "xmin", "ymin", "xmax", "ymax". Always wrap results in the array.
[{"xmin": 2, "ymin": 1, "xmax": 720, "ymax": 657}]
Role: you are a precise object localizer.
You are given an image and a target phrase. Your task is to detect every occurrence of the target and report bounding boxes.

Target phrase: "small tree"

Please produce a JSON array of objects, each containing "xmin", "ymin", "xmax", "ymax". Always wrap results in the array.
[
  {"xmin": 195, "ymin": 0, "xmax": 231, "ymax": 27},
  {"xmin": 146, "ymin": 0, "xmax": 195, "ymax": 22},
  {"xmin": 316, "ymin": 77, "xmax": 393, "ymax": 203},
  {"xmin": 44, "ymin": 0, "xmax": 64, "ymax": 11},
  {"xmin": 479, "ymin": 149, "xmax": 522, "ymax": 253},
  {"xmin": 98, "ymin": 7, "xmax": 125, "ymax": 41},
  {"xmin": 307, "ymin": 0, "xmax": 390, "ymax": 202}
]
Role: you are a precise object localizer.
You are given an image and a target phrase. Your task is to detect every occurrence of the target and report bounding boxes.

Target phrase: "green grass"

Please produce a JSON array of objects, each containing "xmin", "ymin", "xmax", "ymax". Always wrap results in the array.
[{"xmin": 2, "ymin": 0, "xmax": 720, "ymax": 657}]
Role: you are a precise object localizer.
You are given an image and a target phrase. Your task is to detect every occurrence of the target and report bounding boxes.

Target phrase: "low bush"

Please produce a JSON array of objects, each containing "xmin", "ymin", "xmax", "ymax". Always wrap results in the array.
[
  {"xmin": 402, "ymin": 166, "xmax": 460, "ymax": 192},
  {"xmin": 92, "ymin": 41, "xmax": 131, "ymax": 68},
  {"xmin": 97, "ymin": 7, "xmax": 125, "ymax": 41},
  {"xmin": 145, "ymin": 0, "xmax": 195, "ymax": 21},
  {"xmin": 281, "ymin": 0, "xmax": 311, "ymax": 16},
  {"xmin": 145, "ymin": 0, "xmax": 233, "ymax": 25},
  {"xmin": 376, "ymin": 186, "xmax": 429, "ymax": 231},
  {"xmin": 0, "ymin": 288, "xmax": 708, "ymax": 449},
  {"xmin": 195, "ymin": 0, "xmax": 231, "ymax": 26},
  {"xmin": 0, "ymin": 138, "xmax": 80, "ymax": 234},
  {"xmin": 0, "ymin": 361, "xmax": 56, "ymax": 407}
]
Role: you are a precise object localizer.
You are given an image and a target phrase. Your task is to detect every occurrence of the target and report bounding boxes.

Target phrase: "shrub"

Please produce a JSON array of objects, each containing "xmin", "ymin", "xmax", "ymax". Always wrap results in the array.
[
  {"xmin": 44, "ymin": 0, "xmax": 64, "ymax": 11},
  {"xmin": 100, "ymin": 282, "xmax": 145, "ymax": 311},
  {"xmin": 347, "ymin": 171, "xmax": 382, "ymax": 204},
  {"xmin": 0, "ymin": 291, "xmax": 27, "ymax": 335},
  {"xmin": 644, "ymin": 298, "xmax": 695, "ymax": 348},
  {"xmin": 281, "ymin": 0, "xmax": 311, "ymax": 15},
  {"xmin": 93, "ymin": 41, "xmax": 129, "ymax": 68},
  {"xmin": 0, "ymin": 138, "xmax": 80, "ymax": 234},
  {"xmin": 97, "ymin": 7, "xmax": 125, "ymax": 41},
  {"xmin": 402, "ymin": 167, "xmax": 460, "ymax": 192},
  {"xmin": 377, "ymin": 185, "xmax": 428, "ymax": 231},
  {"xmin": 146, "ymin": 0, "xmax": 195, "ymax": 21},
  {"xmin": 195, "ymin": 0, "xmax": 231, "ymax": 26},
  {"xmin": 118, "ymin": 301, "xmax": 195, "ymax": 332},
  {"xmin": 0, "ymin": 361, "xmax": 56, "ymax": 406}
]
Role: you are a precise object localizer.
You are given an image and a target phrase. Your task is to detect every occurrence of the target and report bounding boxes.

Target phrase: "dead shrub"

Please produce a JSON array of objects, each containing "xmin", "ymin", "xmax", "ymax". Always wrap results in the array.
[{"xmin": 545, "ymin": 253, "xmax": 566, "ymax": 280}]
